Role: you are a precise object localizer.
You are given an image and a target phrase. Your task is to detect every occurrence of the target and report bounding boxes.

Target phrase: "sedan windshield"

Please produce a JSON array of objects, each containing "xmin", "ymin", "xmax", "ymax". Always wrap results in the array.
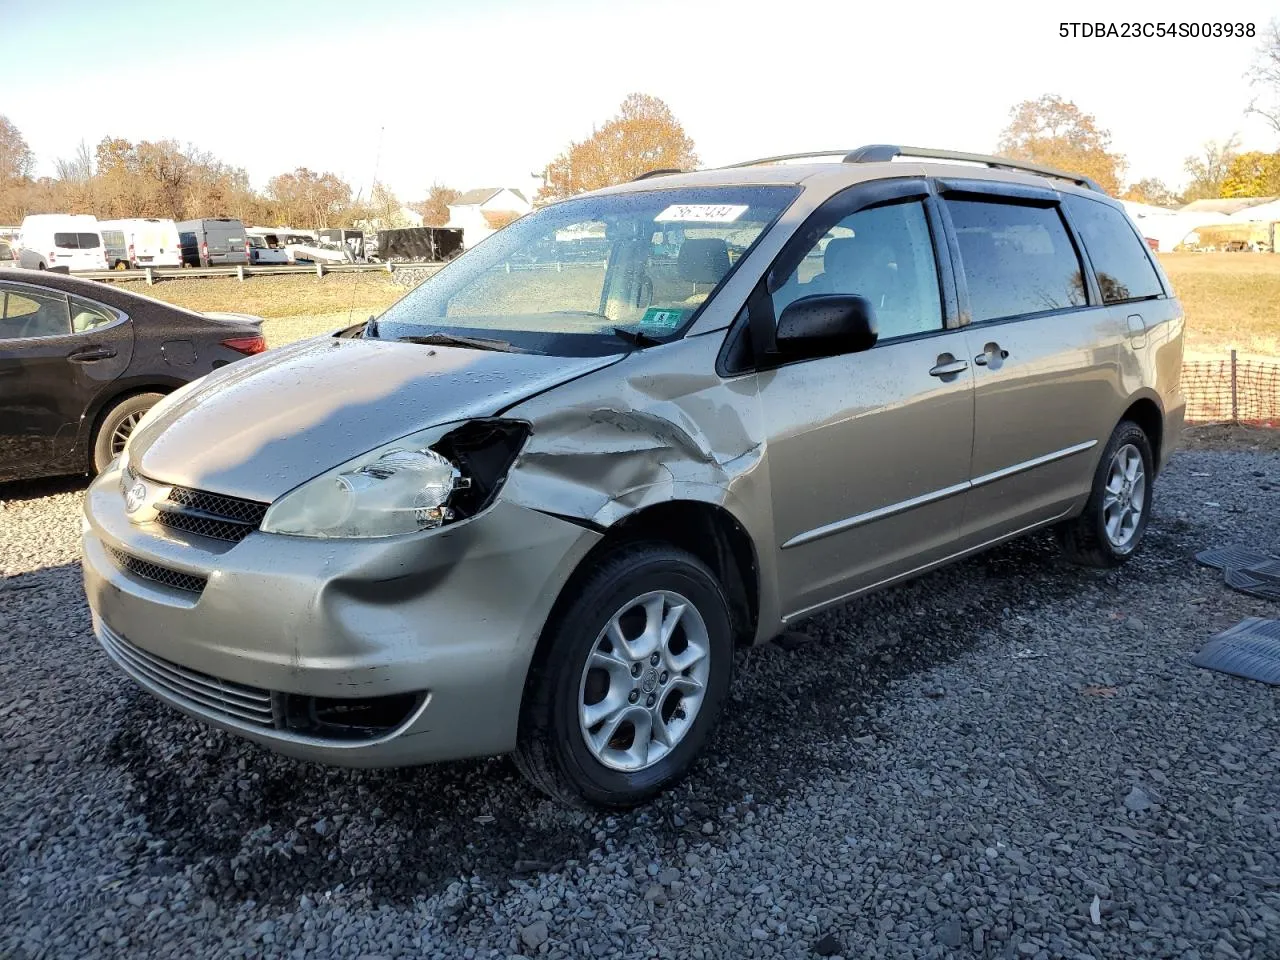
[{"xmin": 371, "ymin": 185, "xmax": 798, "ymax": 355}]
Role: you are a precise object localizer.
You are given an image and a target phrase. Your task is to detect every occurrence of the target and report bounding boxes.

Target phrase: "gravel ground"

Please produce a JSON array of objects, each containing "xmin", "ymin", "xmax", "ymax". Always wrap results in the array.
[{"xmin": 1, "ymin": 448, "xmax": 1278, "ymax": 960}]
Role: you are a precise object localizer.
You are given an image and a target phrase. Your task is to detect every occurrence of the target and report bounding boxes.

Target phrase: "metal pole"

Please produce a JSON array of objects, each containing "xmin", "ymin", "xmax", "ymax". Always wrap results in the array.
[{"xmin": 1230, "ymin": 349, "xmax": 1238, "ymax": 423}]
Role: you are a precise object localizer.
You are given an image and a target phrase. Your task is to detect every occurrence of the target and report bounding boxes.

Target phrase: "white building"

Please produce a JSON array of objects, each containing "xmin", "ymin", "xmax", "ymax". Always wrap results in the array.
[{"xmin": 447, "ymin": 187, "xmax": 532, "ymax": 247}]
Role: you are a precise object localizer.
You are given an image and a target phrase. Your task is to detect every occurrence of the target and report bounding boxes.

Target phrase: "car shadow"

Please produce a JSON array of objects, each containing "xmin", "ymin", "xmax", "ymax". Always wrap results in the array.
[
  {"xmin": 0, "ymin": 473, "xmax": 91, "ymax": 502},
  {"xmin": 38, "ymin": 512, "xmax": 1195, "ymax": 909}
]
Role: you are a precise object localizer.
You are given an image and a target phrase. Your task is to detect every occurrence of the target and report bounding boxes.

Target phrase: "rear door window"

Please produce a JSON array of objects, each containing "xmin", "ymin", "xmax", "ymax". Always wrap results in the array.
[
  {"xmin": 946, "ymin": 198, "xmax": 1086, "ymax": 322},
  {"xmin": 0, "ymin": 286, "xmax": 71, "ymax": 339},
  {"xmin": 1062, "ymin": 195, "xmax": 1164, "ymax": 303},
  {"xmin": 69, "ymin": 296, "xmax": 119, "ymax": 332}
]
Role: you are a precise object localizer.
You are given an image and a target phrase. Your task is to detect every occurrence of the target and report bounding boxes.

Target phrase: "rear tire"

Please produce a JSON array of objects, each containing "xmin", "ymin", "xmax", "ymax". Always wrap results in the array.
[
  {"xmin": 1057, "ymin": 420, "xmax": 1154, "ymax": 568},
  {"xmin": 513, "ymin": 543, "xmax": 734, "ymax": 808},
  {"xmin": 92, "ymin": 393, "xmax": 163, "ymax": 473}
]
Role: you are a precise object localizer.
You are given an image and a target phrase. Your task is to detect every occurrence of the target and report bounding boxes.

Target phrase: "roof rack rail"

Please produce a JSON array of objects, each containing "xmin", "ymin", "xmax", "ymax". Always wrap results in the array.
[
  {"xmin": 631, "ymin": 168, "xmax": 686, "ymax": 181},
  {"xmin": 723, "ymin": 145, "xmax": 1103, "ymax": 193},
  {"xmin": 844, "ymin": 144, "xmax": 1104, "ymax": 193}
]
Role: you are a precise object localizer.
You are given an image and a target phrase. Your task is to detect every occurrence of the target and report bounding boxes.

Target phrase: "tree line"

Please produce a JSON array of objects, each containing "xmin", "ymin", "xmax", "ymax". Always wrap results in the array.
[
  {"xmin": 1, "ymin": 23, "xmax": 1276, "ymax": 224},
  {"xmin": 0, "ymin": 124, "xmax": 466, "ymax": 229}
]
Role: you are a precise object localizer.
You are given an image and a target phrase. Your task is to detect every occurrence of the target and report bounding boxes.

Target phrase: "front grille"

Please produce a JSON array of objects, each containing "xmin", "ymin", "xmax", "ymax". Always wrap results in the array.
[
  {"xmin": 98, "ymin": 624, "xmax": 275, "ymax": 729},
  {"xmin": 108, "ymin": 546, "xmax": 207, "ymax": 594},
  {"xmin": 154, "ymin": 485, "xmax": 269, "ymax": 544}
]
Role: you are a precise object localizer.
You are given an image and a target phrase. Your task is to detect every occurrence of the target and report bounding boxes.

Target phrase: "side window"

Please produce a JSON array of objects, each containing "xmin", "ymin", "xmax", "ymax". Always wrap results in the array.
[
  {"xmin": 771, "ymin": 200, "xmax": 943, "ymax": 341},
  {"xmin": 0, "ymin": 288, "xmax": 71, "ymax": 339},
  {"xmin": 946, "ymin": 198, "xmax": 1086, "ymax": 322},
  {"xmin": 1062, "ymin": 195, "xmax": 1164, "ymax": 304},
  {"xmin": 69, "ymin": 296, "xmax": 119, "ymax": 333}
]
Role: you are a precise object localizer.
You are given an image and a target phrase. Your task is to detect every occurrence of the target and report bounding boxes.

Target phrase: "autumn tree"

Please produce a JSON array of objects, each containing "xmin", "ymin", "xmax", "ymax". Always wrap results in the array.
[
  {"xmin": 1246, "ymin": 19, "xmax": 1280, "ymax": 136},
  {"xmin": 0, "ymin": 115, "xmax": 35, "ymax": 183},
  {"xmin": 1181, "ymin": 137, "xmax": 1241, "ymax": 202},
  {"xmin": 996, "ymin": 95, "xmax": 1125, "ymax": 195},
  {"xmin": 411, "ymin": 182, "xmax": 460, "ymax": 226},
  {"xmin": 537, "ymin": 93, "xmax": 698, "ymax": 202},
  {"xmin": 267, "ymin": 168, "xmax": 352, "ymax": 227},
  {"xmin": 1121, "ymin": 178, "xmax": 1178, "ymax": 207},
  {"xmin": 1220, "ymin": 150, "xmax": 1280, "ymax": 197}
]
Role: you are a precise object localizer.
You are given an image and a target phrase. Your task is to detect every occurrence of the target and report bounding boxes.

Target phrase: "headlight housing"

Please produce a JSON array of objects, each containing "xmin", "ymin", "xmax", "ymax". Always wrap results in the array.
[{"xmin": 260, "ymin": 420, "xmax": 528, "ymax": 539}]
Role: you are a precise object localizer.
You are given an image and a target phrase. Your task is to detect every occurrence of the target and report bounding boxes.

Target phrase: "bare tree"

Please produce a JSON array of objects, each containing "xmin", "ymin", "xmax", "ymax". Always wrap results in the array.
[
  {"xmin": 1181, "ymin": 136, "xmax": 1242, "ymax": 202},
  {"xmin": 1246, "ymin": 19, "xmax": 1280, "ymax": 135}
]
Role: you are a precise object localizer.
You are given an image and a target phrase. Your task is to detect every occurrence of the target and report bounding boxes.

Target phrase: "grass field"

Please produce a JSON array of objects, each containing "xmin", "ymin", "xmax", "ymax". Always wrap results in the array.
[
  {"xmin": 104, "ymin": 252, "xmax": 1280, "ymax": 355},
  {"xmin": 1159, "ymin": 253, "xmax": 1280, "ymax": 358}
]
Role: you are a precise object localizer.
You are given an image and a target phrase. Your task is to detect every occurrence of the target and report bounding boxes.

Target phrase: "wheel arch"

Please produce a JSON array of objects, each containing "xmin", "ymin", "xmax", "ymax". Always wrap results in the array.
[
  {"xmin": 79, "ymin": 378, "xmax": 184, "ymax": 469},
  {"xmin": 1119, "ymin": 392, "xmax": 1165, "ymax": 475},
  {"xmin": 536, "ymin": 499, "xmax": 762, "ymax": 664}
]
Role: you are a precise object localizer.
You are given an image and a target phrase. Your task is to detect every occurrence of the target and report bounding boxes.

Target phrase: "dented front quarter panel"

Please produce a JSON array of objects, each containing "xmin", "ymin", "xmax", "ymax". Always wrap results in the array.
[{"xmin": 501, "ymin": 333, "xmax": 783, "ymax": 642}]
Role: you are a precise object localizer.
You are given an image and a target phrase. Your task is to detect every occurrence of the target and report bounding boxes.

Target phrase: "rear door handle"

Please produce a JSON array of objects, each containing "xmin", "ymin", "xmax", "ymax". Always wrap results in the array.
[
  {"xmin": 67, "ymin": 347, "xmax": 117, "ymax": 363},
  {"xmin": 973, "ymin": 342, "xmax": 1009, "ymax": 367},
  {"xmin": 929, "ymin": 359, "xmax": 969, "ymax": 377}
]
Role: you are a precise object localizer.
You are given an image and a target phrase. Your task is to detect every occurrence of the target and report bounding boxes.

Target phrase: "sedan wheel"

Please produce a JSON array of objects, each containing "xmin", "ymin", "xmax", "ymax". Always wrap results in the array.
[{"xmin": 92, "ymin": 392, "xmax": 164, "ymax": 474}]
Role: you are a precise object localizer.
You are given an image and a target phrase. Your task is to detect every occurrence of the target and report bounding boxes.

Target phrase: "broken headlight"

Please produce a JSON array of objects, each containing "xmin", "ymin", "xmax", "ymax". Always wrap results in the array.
[{"xmin": 260, "ymin": 421, "xmax": 527, "ymax": 539}]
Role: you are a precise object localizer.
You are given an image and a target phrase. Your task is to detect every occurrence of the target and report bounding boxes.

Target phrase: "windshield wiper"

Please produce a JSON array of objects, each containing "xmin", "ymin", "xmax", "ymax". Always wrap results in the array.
[
  {"xmin": 396, "ymin": 332, "xmax": 525, "ymax": 353},
  {"xmin": 611, "ymin": 326, "xmax": 665, "ymax": 348}
]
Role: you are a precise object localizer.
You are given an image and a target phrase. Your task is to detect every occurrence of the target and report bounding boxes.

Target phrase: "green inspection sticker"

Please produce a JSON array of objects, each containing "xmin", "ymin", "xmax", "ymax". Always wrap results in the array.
[{"xmin": 639, "ymin": 307, "xmax": 690, "ymax": 332}]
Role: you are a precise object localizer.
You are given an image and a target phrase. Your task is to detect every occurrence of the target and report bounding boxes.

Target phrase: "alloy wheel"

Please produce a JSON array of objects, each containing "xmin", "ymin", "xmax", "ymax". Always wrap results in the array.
[
  {"xmin": 577, "ymin": 590, "xmax": 711, "ymax": 772},
  {"xmin": 1102, "ymin": 442, "xmax": 1146, "ymax": 550}
]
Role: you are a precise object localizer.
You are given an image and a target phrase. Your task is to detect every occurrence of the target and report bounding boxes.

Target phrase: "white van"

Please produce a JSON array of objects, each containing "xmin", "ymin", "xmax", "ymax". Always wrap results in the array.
[
  {"xmin": 98, "ymin": 218, "xmax": 184, "ymax": 268},
  {"xmin": 18, "ymin": 214, "xmax": 109, "ymax": 271}
]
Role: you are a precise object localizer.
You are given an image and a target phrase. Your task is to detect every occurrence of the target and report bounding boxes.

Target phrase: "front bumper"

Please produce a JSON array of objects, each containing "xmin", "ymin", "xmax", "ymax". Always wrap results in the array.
[{"xmin": 81, "ymin": 463, "xmax": 600, "ymax": 766}]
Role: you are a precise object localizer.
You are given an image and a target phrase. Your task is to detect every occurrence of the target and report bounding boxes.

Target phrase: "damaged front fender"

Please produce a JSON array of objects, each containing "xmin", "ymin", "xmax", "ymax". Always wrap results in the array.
[{"xmin": 499, "ymin": 335, "xmax": 782, "ymax": 639}]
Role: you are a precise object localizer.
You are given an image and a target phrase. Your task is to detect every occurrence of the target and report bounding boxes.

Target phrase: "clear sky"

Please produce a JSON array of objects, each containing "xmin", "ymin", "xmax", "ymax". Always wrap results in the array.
[{"xmin": 5, "ymin": 0, "xmax": 1278, "ymax": 202}]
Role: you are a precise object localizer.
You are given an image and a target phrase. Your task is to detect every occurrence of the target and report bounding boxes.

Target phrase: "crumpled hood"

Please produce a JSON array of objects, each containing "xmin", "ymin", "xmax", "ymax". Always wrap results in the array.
[{"xmin": 130, "ymin": 336, "xmax": 621, "ymax": 501}]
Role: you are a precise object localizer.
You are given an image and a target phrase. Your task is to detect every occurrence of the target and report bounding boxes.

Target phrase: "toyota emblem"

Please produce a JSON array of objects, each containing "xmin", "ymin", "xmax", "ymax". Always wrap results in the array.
[{"xmin": 125, "ymin": 481, "xmax": 148, "ymax": 514}]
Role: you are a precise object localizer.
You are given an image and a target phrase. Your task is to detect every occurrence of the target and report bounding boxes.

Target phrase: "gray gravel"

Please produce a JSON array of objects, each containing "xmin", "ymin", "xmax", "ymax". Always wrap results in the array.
[{"xmin": 2, "ymin": 449, "xmax": 1278, "ymax": 959}]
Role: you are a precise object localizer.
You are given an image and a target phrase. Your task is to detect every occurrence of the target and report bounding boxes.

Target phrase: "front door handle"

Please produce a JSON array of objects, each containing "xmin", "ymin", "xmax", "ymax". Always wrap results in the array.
[
  {"xmin": 929, "ymin": 358, "xmax": 969, "ymax": 378},
  {"xmin": 67, "ymin": 347, "xmax": 117, "ymax": 363},
  {"xmin": 973, "ymin": 342, "xmax": 1009, "ymax": 367}
]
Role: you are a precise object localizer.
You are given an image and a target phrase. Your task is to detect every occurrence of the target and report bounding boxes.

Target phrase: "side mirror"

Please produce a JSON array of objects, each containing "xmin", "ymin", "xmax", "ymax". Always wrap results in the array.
[{"xmin": 775, "ymin": 294, "xmax": 878, "ymax": 357}]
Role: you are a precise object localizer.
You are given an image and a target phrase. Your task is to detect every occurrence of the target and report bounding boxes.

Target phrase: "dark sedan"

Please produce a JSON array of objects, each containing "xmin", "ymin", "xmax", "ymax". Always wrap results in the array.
[{"xmin": 0, "ymin": 269, "xmax": 264, "ymax": 482}]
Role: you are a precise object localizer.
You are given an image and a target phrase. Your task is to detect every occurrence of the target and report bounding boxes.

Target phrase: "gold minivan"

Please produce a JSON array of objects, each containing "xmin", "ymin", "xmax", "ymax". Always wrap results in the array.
[{"xmin": 82, "ymin": 146, "xmax": 1185, "ymax": 807}]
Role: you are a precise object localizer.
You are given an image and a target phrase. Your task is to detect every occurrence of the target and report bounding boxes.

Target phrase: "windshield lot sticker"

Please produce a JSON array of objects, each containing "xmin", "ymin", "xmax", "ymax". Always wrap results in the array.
[
  {"xmin": 639, "ymin": 307, "xmax": 690, "ymax": 331},
  {"xmin": 655, "ymin": 204, "xmax": 748, "ymax": 223}
]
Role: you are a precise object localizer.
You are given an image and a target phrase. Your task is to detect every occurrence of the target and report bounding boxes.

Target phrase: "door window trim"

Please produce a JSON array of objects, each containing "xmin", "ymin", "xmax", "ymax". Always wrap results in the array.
[
  {"xmin": 717, "ymin": 177, "xmax": 959, "ymax": 377},
  {"xmin": 936, "ymin": 187, "xmax": 1097, "ymax": 329}
]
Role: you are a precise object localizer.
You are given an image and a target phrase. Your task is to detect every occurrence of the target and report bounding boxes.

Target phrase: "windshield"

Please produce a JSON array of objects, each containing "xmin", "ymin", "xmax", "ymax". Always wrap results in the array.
[{"xmin": 372, "ymin": 186, "xmax": 798, "ymax": 355}]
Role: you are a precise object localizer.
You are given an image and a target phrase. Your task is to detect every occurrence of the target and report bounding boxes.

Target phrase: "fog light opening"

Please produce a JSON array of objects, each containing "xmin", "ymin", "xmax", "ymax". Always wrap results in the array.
[{"xmin": 279, "ymin": 691, "xmax": 425, "ymax": 741}]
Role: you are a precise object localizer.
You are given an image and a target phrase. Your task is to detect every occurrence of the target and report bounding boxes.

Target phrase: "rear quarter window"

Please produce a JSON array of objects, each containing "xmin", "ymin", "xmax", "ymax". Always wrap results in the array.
[{"xmin": 1062, "ymin": 195, "xmax": 1164, "ymax": 304}]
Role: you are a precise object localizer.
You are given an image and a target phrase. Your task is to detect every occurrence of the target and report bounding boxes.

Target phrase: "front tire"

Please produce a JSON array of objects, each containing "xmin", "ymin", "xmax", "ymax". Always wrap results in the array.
[
  {"xmin": 1057, "ymin": 420, "xmax": 1154, "ymax": 567},
  {"xmin": 92, "ymin": 393, "xmax": 163, "ymax": 473},
  {"xmin": 514, "ymin": 543, "xmax": 734, "ymax": 808}
]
